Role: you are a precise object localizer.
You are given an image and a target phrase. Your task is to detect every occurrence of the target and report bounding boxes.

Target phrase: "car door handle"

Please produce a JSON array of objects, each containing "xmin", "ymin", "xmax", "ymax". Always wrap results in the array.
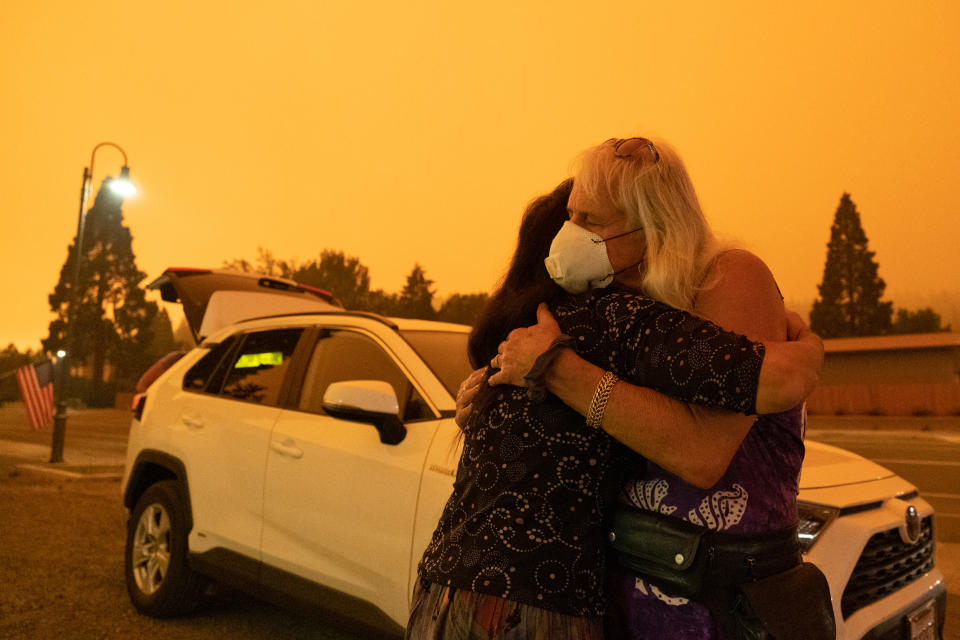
[
  {"xmin": 181, "ymin": 415, "xmax": 204, "ymax": 430},
  {"xmin": 271, "ymin": 439, "xmax": 304, "ymax": 459}
]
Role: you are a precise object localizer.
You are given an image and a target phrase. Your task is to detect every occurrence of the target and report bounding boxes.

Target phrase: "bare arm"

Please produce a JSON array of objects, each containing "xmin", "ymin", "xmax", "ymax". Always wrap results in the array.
[
  {"xmin": 658, "ymin": 249, "xmax": 787, "ymax": 483},
  {"xmin": 486, "ymin": 250, "xmax": 816, "ymax": 488},
  {"xmin": 757, "ymin": 311, "xmax": 823, "ymax": 413},
  {"xmin": 538, "ymin": 348, "xmax": 748, "ymax": 488}
]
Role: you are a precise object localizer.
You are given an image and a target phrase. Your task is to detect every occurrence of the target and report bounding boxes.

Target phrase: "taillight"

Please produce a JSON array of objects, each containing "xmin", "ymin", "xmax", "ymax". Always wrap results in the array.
[{"xmin": 132, "ymin": 393, "xmax": 147, "ymax": 422}]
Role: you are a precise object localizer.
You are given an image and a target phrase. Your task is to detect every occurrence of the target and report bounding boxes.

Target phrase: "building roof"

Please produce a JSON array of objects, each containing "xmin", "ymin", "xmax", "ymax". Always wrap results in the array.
[{"xmin": 824, "ymin": 332, "xmax": 960, "ymax": 353}]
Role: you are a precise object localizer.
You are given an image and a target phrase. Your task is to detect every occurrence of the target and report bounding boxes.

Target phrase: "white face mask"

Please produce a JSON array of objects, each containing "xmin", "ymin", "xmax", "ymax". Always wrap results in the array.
[
  {"xmin": 543, "ymin": 222, "xmax": 614, "ymax": 293},
  {"xmin": 544, "ymin": 221, "xmax": 644, "ymax": 294}
]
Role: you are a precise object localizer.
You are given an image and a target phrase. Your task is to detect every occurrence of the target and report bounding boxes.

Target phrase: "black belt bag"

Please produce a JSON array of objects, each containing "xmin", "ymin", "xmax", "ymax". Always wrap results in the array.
[{"xmin": 609, "ymin": 505, "xmax": 835, "ymax": 640}]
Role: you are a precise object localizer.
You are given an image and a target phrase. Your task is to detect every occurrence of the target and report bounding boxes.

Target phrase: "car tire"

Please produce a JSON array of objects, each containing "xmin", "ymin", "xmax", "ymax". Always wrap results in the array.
[{"xmin": 125, "ymin": 480, "xmax": 205, "ymax": 617}]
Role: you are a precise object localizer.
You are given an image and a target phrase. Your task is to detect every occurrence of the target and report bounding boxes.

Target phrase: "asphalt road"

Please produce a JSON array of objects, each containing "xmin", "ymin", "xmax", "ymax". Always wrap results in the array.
[{"xmin": 0, "ymin": 407, "xmax": 957, "ymax": 638}]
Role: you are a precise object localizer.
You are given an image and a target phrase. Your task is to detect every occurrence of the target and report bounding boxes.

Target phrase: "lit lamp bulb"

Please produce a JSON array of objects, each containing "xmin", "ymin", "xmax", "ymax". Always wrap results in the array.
[{"xmin": 109, "ymin": 165, "xmax": 137, "ymax": 197}]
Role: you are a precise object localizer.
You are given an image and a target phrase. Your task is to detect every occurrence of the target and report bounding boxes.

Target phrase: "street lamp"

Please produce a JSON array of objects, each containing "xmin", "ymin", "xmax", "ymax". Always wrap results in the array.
[{"xmin": 51, "ymin": 142, "xmax": 136, "ymax": 463}]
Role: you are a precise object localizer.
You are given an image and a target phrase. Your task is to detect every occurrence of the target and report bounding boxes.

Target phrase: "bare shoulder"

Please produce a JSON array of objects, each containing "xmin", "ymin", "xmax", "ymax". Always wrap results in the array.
[
  {"xmin": 696, "ymin": 249, "xmax": 785, "ymax": 340},
  {"xmin": 712, "ymin": 249, "xmax": 776, "ymax": 285}
]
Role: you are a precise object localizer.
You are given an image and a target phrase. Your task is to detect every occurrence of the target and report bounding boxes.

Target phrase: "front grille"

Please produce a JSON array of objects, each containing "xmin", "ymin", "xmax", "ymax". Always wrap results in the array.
[{"xmin": 841, "ymin": 516, "xmax": 934, "ymax": 619}]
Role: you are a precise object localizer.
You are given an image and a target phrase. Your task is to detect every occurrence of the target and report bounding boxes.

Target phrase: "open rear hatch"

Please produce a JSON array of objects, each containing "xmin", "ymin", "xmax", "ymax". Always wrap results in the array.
[{"xmin": 147, "ymin": 267, "xmax": 342, "ymax": 342}]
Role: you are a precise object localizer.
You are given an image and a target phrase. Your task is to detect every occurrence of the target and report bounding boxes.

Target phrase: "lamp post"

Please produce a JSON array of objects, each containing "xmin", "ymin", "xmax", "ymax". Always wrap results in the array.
[{"xmin": 51, "ymin": 142, "xmax": 136, "ymax": 463}]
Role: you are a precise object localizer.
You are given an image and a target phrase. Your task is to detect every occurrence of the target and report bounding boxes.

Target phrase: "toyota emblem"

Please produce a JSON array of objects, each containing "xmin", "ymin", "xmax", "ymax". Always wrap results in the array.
[{"xmin": 900, "ymin": 505, "xmax": 922, "ymax": 545}]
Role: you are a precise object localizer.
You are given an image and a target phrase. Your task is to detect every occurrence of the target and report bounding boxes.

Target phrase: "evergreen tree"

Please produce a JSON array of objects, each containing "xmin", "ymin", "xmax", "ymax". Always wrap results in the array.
[
  {"xmin": 292, "ymin": 250, "xmax": 371, "ymax": 309},
  {"xmin": 123, "ymin": 308, "xmax": 179, "ymax": 388},
  {"xmin": 43, "ymin": 178, "xmax": 158, "ymax": 401},
  {"xmin": 437, "ymin": 293, "xmax": 489, "ymax": 325},
  {"xmin": 810, "ymin": 193, "xmax": 893, "ymax": 338},
  {"xmin": 890, "ymin": 308, "xmax": 949, "ymax": 334},
  {"xmin": 395, "ymin": 264, "xmax": 436, "ymax": 319}
]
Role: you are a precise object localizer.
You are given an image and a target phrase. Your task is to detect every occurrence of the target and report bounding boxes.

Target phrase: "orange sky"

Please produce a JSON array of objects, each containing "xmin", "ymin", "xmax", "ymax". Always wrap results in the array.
[{"xmin": 2, "ymin": 1, "xmax": 959, "ymax": 349}]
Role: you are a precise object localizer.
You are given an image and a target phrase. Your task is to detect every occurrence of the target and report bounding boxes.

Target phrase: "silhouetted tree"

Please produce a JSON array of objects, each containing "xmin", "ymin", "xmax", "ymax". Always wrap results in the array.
[
  {"xmin": 43, "ymin": 178, "xmax": 158, "ymax": 402},
  {"xmin": 395, "ymin": 264, "xmax": 436, "ymax": 319},
  {"xmin": 222, "ymin": 246, "xmax": 295, "ymax": 278},
  {"xmin": 890, "ymin": 308, "xmax": 949, "ymax": 334},
  {"xmin": 172, "ymin": 316, "xmax": 196, "ymax": 350},
  {"xmin": 363, "ymin": 289, "xmax": 401, "ymax": 316},
  {"xmin": 0, "ymin": 344, "xmax": 36, "ymax": 404},
  {"xmin": 292, "ymin": 250, "xmax": 371, "ymax": 309},
  {"xmin": 810, "ymin": 193, "xmax": 893, "ymax": 337},
  {"xmin": 437, "ymin": 293, "xmax": 489, "ymax": 325},
  {"xmin": 223, "ymin": 248, "xmax": 482, "ymax": 322}
]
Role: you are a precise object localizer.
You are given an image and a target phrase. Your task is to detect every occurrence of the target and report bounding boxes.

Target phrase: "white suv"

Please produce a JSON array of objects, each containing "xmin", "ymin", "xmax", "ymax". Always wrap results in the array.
[{"xmin": 121, "ymin": 269, "xmax": 947, "ymax": 638}]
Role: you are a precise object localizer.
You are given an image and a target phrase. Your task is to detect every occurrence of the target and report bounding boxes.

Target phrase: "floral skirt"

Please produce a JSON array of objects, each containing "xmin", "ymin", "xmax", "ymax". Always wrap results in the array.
[{"xmin": 405, "ymin": 580, "xmax": 603, "ymax": 640}]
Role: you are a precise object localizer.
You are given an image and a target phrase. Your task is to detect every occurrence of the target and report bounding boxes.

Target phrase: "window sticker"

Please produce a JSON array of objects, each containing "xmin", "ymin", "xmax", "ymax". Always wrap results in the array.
[{"xmin": 234, "ymin": 351, "xmax": 283, "ymax": 368}]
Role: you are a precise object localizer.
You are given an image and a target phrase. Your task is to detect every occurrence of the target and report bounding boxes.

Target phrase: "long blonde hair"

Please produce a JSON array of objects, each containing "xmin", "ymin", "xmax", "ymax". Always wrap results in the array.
[{"xmin": 573, "ymin": 138, "xmax": 722, "ymax": 311}]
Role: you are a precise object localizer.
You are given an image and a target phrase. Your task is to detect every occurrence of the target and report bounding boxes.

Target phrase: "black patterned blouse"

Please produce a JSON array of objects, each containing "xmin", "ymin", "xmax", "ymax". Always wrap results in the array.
[{"xmin": 417, "ymin": 290, "xmax": 765, "ymax": 617}]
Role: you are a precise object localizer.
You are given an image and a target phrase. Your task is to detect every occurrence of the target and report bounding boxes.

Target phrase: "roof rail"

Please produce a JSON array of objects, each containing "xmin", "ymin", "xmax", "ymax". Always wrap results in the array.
[{"xmin": 232, "ymin": 310, "xmax": 400, "ymax": 331}]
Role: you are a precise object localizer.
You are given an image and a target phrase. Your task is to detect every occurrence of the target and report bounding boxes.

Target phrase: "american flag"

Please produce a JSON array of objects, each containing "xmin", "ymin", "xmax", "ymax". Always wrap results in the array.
[{"xmin": 16, "ymin": 359, "xmax": 55, "ymax": 430}]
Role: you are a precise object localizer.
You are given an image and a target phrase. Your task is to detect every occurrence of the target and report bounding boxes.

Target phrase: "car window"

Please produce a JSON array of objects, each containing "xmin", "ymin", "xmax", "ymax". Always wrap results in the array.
[
  {"xmin": 297, "ymin": 330, "xmax": 433, "ymax": 422},
  {"xmin": 218, "ymin": 329, "xmax": 304, "ymax": 406},
  {"xmin": 182, "ymin": 336, "xmax": 238, "ymax": 393},
  {"xmin": 399, "ymin": 329, "xmax": 472, "ymax": 397}
]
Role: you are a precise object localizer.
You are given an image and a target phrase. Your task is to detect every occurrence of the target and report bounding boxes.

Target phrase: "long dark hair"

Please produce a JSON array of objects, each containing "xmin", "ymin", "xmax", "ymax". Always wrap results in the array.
[{"xmin": 467, "ymin": 179, "xmax": 573, "ymax": 368}]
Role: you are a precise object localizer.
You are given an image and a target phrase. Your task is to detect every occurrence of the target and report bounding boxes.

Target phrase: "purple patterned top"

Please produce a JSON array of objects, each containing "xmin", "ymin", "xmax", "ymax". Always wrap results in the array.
[{"xmin": 610, "ymin": 405, "xmax": 806, "ymax": 638}]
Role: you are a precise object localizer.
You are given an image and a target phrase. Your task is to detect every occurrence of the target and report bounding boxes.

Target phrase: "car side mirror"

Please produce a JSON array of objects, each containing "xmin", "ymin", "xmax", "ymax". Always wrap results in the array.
[{"xmin": 322, "ymin": 380, "xmax": 406, "ymax": 445}]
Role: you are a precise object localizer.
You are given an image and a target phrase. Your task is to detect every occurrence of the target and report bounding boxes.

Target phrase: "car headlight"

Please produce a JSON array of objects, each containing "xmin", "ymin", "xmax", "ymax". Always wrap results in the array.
[{"xmin": 797, "ymin": 502, "xmax": 839, "ymax": 553}]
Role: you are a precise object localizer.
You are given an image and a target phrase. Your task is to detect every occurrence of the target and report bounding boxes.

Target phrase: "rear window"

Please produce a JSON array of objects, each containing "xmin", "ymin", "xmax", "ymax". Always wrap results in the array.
[
  {"xmin": 218, "ymin": 329, "xmax": 304, "ymax": 406},
  {"xmin": 399, "ymin": 330, "xmax": 473, "ymax": 397},
  {"xmin": 183, "ymin": 337, "xmax": 238, "ymax": 393}
]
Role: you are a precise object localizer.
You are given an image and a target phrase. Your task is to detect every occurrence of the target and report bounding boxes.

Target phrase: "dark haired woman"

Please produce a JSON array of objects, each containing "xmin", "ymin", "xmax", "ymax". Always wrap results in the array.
[{"xmin": 406, "ymin": 177, "xmax": 821, "ymax": 639}]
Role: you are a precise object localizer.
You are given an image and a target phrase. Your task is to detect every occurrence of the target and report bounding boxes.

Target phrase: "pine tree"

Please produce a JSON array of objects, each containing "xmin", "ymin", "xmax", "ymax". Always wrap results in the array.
[
  {"xmin": 43, "ymin": 177, "xmax": 158, "ymax": 402},
  {"xmin": 810, "ymin": 193, "xmax": 893, "ymax": 338},
  {"xmin": 292, "ymin": 250, "xmax": 371, "ymax": 309},
  {"xmin": 128, "ymin": 308, "xmax": 178, "ymax": 386},
  {"xmin": 395, "ymin": 264, "xmax": 436, "ymax": 320}
]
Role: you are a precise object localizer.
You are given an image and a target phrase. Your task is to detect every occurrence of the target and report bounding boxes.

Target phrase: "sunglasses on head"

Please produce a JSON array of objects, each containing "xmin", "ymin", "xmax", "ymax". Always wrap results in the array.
[{"xmin": 605, "ymin": 137, "xmax": 660, "ymax": 163}]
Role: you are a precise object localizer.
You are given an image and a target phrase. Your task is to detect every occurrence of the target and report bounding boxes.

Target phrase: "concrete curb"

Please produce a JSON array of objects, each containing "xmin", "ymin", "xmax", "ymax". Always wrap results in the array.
[{"xmin": 15, "ymin": 463, "xmax": 123, "ymax": 479}]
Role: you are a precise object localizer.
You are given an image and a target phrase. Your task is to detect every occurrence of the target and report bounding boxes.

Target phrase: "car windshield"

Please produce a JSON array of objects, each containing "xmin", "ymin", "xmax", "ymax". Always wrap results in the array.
[{"xmin": 399, "ymin": 330, "xmax": 473, "ymax": 398}]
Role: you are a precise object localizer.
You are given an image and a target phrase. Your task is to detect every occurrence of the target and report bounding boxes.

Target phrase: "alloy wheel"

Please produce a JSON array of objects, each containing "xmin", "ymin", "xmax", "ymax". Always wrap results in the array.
[{"xmin": 131, "ymin": 503, "xmax": 172, "ymax": 595}]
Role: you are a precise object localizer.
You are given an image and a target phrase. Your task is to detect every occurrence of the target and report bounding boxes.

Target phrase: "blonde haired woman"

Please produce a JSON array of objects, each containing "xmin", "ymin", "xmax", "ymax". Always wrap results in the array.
[{"xmin": 486, "ymin": 137, "xmax": 832, "ymax": 639}]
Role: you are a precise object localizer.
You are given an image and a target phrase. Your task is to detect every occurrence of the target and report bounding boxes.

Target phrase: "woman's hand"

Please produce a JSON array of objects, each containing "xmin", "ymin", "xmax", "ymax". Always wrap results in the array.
[
  {"xmin": 488, "ymin": 303, "xmax": 561, "ymax": 387},
  {"xmin": 455, "ymin": 368, "xmax": 486, "ymax": 428},
  {"xmin": 753, "ymin": 308, "xmax": 823, "ymax": 414},
  {"xmin": 786, "ymin": 309, "xmax": 822, "ymax": 349}
]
